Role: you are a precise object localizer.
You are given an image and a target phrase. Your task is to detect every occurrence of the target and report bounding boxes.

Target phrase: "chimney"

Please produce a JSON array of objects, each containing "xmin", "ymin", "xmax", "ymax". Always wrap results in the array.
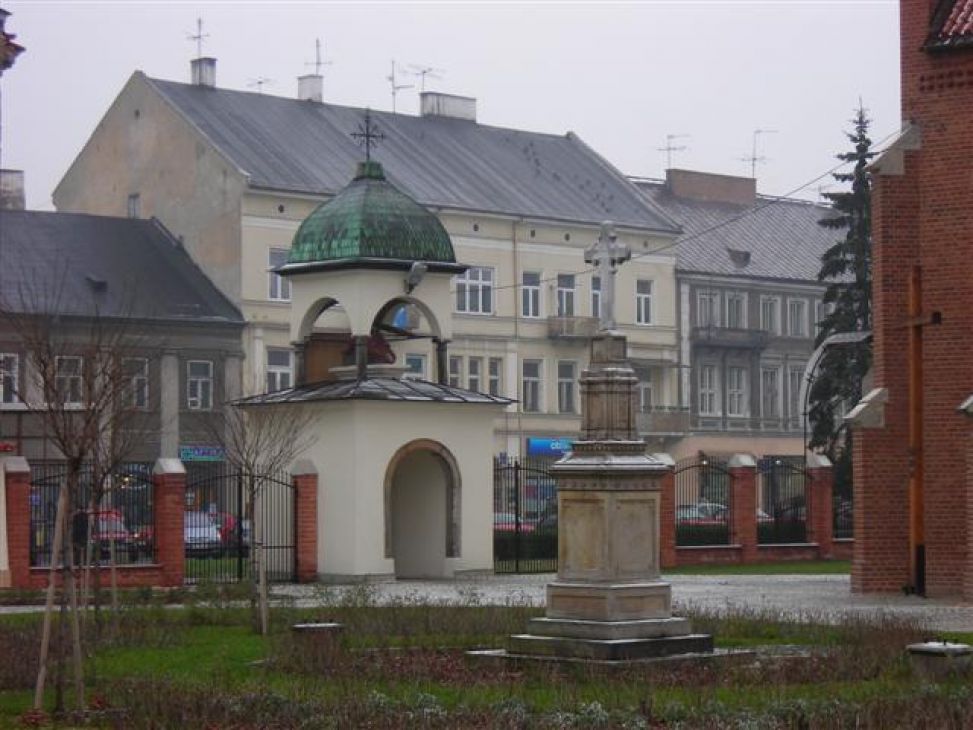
[
  {"xmin": 666, "ymin": 169, "xmax": 756, "ymax": 206},
  {"xmin": 0, "ymin": 169, "xmax": 25, "ymax": 210},
  {"xmin": 420, "ymin": 92, "xmax": 476, "ymax": 122},
  {"xmin": 297, "ymin": 73, "xmax": 323, "ymax": 102},
  {"xmin": 190, "ymin": 57, "xmax": 216, "ymax": 88}
]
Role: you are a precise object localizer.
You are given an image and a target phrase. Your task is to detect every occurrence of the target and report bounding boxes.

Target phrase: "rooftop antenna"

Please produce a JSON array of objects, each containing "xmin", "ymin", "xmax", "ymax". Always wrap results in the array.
[
  {"xmin": 306, "ymin": 37, "xmax": 333, "ymax": 76},
  {"xmin": 247, "ymin": 77, "xmax": 273, "ymax": 94},
  {"xmin": 658, "ymin": 133, "xmax": 690, "ymax": 170},
  {"xmin": 387, "ymin": 60, "xmax": 414, "ymax": 113},
  {"xmin": 187, "ymin": 17, "xmax": 209, "ymax": 60},
  {"xmin": 408, "ymin": 63, "xmax": 443, "ymax": 92},
  {"xmin": 351, "ymin": 108, "xmax": 385, "ymax": 162},
  {"xmin": 741, "ymin": 128, "xmax": 777, "ymax": 179}
]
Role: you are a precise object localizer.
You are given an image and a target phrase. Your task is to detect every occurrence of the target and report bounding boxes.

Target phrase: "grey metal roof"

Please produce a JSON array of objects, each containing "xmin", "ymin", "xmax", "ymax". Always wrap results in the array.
[
  {"xmin": 235, "ymin": 376, "xmax": 514, "ymax": 407},
  {"xmin": 145, "ymin": 75, "xmax": 680, "ymax": 233},
  {"xmin": 0, "ymin": 210, "xmax": 243, "ymax": 324},
  {"xmin": 634, "ymin": 179, "xmax": 838, "ymax": 282}
]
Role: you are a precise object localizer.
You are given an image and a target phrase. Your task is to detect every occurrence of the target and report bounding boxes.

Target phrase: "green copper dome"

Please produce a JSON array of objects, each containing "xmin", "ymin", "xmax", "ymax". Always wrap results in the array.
[{"xmin": 287, "ymin": 161, "xmax": 457, "ymax": 269}]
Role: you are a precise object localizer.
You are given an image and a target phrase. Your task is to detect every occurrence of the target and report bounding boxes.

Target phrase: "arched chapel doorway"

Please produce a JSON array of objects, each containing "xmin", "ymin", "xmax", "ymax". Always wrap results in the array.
[{"xmin": 384, "ymin": 440, "xmax": 461, "ymax": 579}]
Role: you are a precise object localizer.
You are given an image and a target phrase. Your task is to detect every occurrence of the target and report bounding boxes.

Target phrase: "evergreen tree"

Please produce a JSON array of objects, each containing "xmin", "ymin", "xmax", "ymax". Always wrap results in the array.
[{"xmin": 808, "ymin": 105, "xmax": 874, "ymax": 466}]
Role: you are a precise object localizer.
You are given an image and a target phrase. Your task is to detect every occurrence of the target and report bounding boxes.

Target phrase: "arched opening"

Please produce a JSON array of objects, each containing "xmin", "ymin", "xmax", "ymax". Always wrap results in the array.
[
  {"xmin": 371, "ymin": 297, "xmax": 443, "ymax": 381},
  {"xmin": 384, "ymin": 439, "xmax": 461, "ymax": 579}
]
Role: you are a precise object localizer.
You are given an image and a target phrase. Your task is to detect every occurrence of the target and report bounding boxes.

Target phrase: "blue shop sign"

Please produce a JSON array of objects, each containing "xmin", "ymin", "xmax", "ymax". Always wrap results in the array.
[
  {"xmin": 179, "ymin": 444, "xmax": 225, "ymax": 462},
  {"xmin": 526, "ymin": 437, "xmax": 574, "ymax": 457}
]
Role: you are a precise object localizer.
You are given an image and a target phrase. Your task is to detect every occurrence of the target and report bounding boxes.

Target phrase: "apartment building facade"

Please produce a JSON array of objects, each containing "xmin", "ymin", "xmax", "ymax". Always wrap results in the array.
[{"xmin": 53, "ymin": 60, "xmax": 684, "ymax": 457}]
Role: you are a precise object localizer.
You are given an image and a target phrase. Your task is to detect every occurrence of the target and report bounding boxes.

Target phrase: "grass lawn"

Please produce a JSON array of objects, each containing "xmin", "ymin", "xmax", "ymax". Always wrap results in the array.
[{"xmin": 0, "ymin": 591, "xmax": 969, "ymax": 728}]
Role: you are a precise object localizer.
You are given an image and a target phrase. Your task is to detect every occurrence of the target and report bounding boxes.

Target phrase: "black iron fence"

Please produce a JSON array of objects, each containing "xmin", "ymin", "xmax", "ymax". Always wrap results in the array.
[
  {"xmin": 674, "ymin": 456, "xmax": 732, "ymax": 546},
  {"xmin": 493, "ymin": 456, "xmax": 557, "ymax": 573},
  {"xmin": 184, "ymin": 462, "xmax": 296, "ymax": 584},
  {"xmin": 757, "ymin": 457, "xmax": 809, "ymax": 544},
  {"xmin": 29, "ymin": 462, "xmax": 155, "ymax": 568},
  {"xmin": 833, "ymin": 458, "xmax": 853, "ymax": 539}
]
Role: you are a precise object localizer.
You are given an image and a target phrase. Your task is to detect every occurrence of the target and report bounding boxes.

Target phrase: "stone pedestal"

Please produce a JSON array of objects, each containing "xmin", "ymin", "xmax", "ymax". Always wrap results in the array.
[{"xmin": 508, "ymin": 334, "xmax": 712, "ymax": 661}]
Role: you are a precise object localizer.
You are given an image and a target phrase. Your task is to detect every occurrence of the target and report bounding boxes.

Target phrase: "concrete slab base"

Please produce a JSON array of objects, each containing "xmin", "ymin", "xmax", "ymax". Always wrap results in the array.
[
  {"xmin": 469, "ymin": 646, "xmax": 748, "ymax": 668},
  {"xmin": 546, "ymin": 580, "xmax": 672, "ymax": 621},
  {"xmin": 525, "ymin": 616, "xmax": 692, "ymax": 640},
  {"xmin": 508, "ymin": 631, "xmax": 714, "ymax": 661}
]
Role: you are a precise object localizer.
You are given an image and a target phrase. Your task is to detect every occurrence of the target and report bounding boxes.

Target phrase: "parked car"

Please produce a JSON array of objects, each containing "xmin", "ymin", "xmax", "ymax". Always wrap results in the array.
[
  {"xmin": 493, "ymin": 512, "xmax": 535, "ymax": 533},
  {"xmin": 675, "ymin": 502, "xmax": 728, "ymax": 526},
  {"xmin": 184, "ymin": 511, "xmax": 222, "ymax": 557},
  {"xmin": 207, "ymin": 511, "xmax": 251, "ymax": 557},
  {"xmin": 72, "ymin": 509, "xmax": 140, "ymax": 563}
]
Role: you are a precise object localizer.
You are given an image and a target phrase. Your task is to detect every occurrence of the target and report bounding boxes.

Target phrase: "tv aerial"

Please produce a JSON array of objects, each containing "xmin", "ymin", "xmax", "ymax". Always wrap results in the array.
[
  {"xmin": 408, "ymin": 64, "xmax": 444, "ymax": 92},
  {"xmin": 387, "ymin": 60, "xmax": 414, "ymax": 113},
  {"xmin": 306, "ymin": 37, "xmax": 333, "ymax": 77},
  {"xmin": 740, "ymin": 128, "xmax": 778, "ymax": 178},
  {"xmin": 187, "ymin": 17, "xmax": 209, "ymax": 60},
  {"xmin": 247, "ymin": 77, "xmax": 274, "ymax": 94},
  {"xmin": 658, "ymin": 133, "xmax": 690, "ymax": 170}
]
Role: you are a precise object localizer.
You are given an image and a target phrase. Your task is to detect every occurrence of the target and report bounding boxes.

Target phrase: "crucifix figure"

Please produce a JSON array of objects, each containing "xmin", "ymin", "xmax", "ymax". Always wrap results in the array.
[
  {"xmin": 584, "ymin": 221, "xmax": 631, "ymax": 332},
  {"xmin": 351, "ymin": 109, "xmax": 385, "ymax": 162}
]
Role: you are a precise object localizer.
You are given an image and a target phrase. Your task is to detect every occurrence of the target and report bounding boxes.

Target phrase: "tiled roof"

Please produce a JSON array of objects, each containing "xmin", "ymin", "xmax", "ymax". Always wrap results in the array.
[
  {"xmin": 633, "ymin": 179, "xmax": 837, "ymax": 282},
  {"xmin": 0, "ymin": 210, "xmax": 243, "ymax": 324},
  {"xmin": 234, "ymin": 376, "xmax": 514, "ymax": 407},
  {"xmin": 145, "ymin": 75, "xmax": 680, "ymax": 233},
  {"xmin": 927, "ymin": 0, "xmax": 973, "ymax": 50}
]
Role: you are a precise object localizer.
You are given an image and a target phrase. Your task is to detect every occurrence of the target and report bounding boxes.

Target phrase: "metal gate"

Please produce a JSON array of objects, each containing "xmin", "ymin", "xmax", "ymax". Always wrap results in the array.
[
  {"xmin": 673, "ymin": 456, "xmax": 732, "ymax": 546},
  {"xmin": 758, "ymin": 457, "xmax": 809, "ymax": 544},
  {"xmin": 493, "ymin": 456, "xmax": 558, "ymax": 573},
  {"xmin": 29, "ymin": 462, "xmax": 155, "ymax": 568},
  {"xmin": 184, "ymin": 463, "xmax": 296, "ymax": 584}
]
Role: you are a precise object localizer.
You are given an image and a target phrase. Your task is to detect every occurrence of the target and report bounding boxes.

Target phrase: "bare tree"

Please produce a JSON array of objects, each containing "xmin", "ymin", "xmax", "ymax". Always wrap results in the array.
[
  {"xmin": 208, "ymin": 401, "xmax": 316, "ymax": 635},
  {"xmin": 1, "ymin": 271, "xmax": 155, "ymax": 711}
]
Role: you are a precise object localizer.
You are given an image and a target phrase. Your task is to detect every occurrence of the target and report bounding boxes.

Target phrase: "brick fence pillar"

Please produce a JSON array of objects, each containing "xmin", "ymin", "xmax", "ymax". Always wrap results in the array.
[
  {"xmin": 2, "ymin": 457, "xmax": 30, "ymax": 589},
  {"xmin": 807, "ymin": 453, "xmax": 834, "ymax": 559},
  {"xmin": 963, "ymin": 418, "xmax": 973, "ymax": 601},
  {"xmin": 728, "ymin": 454, "xmax": 757, "ymax": 564},
  {"xmin": 153, "ymin": 458, "xmax": 186, "ymax": 588},
  {"xmin": 653, "ymin": 453, "xmax": 676, "ymax": 569},
  {"xmin": 292, "ymin": 459, "xmax": 318, "ymax": 583}
]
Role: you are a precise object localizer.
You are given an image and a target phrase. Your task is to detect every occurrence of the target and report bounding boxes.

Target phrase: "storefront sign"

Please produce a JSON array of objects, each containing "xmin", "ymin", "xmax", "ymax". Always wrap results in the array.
[
  {"xmin": 526, "ymin": 437, "xmax": 573, "ymax": 457},
  {"xmin": 178, "ymin": 444, "xmax": 225, "ymax": 462}
]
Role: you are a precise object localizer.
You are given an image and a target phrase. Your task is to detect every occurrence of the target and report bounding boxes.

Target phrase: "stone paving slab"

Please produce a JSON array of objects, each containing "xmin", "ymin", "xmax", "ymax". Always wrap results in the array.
[{"xmin": 273, "ymin": 573, "xmax": 973, "ymax": 633}]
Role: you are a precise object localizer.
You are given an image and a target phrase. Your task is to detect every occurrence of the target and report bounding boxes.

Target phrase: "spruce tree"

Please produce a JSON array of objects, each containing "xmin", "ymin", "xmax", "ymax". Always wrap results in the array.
[{"xmin": 808, "ymin": 106, "xmax": 874, "ymax": 472}]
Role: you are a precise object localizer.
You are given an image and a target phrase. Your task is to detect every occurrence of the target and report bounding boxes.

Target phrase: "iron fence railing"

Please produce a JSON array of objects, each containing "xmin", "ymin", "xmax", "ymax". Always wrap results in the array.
[
  {"xmin": 757, "ymin": 457, "xmax": 809, "ymax": 544},
  {"xmin": 493, "ymin": 456, "xmax": 557, "ymax": 573},
  {"xmin": 674, "ymin": 456, "xmax": 732, "ymax": 546}
]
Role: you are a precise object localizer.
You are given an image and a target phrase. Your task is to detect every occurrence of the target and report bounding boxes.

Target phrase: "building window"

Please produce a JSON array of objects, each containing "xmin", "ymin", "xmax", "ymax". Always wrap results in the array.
[
  {"xmin": 266, "ymin": 348, "xmax": 293, "ymax": 392},
  {"xmin": 123, "ymin": 357, "xmax": 149, "ymax": 410},
  {"xmin": 698, "ymin": 364, "xmax": 718, "ymax": 416},
  {"xmin": 522, "ymin": 272, "xmax": 541, "ymax": 318},
  {"xmin": 556, "ymin": 274, "xmax": 575, "ymax": 317},
  {"xmin": 404, "ymin": 354, "xmax": 426, "ymax": 380},
  {"xmin": 1, "ymin": 353, "xmax": 19, "ymax": 404},
  {"xmin": 639, "ymin": 380, "xmax": 653, "ymax": 412},
  {"xmin": 488, "ymin": 357, "xmax": 502, "ymax": 397},
  {"xmin": 760, "ymin": 296, "xmax": 780, "ymax": 334},
  {"xmin": 557, "ymin": 361, "xmax": 576, "ymax": 414},
  {"xmin": 55, "ymin": 356, "xmax": 83, "ymax": 406},
  {"xmin": 725, "ymin": 291, "xmax": 746, "ymax": 329},
  {"xmin": 787, "ymin": 299, "xmax": 808, "ymax": 337},
  {"xmin": 697, "ymin": 290, "xmax": 719, "ymax": 327},
  {"xmin": 522, "ymin": 359, "xmax": 542, "ymax": 413},
  {"xmin": 789, "ymin": 365, "xmax": 805, "ymax": 426},
  {"xmin": 187, "ymin": 360, "xmax": 213, "ymax": 410},
  {"xmin": 269, "ymin": 248, "xmax": 291, "ymax": 301},
  {"xmin": 448, "ymin": 356, "xmax": 463, "ymax": 388},
  {"xmin": 636, "ymin": 279, "xmax": 653, "ymax": 325},
  {"xmin": 467, "ymin": 357, "xmax": 482, "ymax": 392},
  {"xmin": 761, "ymin": 367, "xmax": 780, "ymax": 418},
  {"xmin": 126, "ymin": 193, "xmax": 141, "ymax": 219},
  {"xmin": 727, "ymin": 366, "xmax": 748, "ymax": 417},
  {"xmin": 455, "ymin": 266, "xmax": 494, "ymax": 314},
  {"xmin": 591, "ymin": 276, "xmax": 601, "ymax": 319}
]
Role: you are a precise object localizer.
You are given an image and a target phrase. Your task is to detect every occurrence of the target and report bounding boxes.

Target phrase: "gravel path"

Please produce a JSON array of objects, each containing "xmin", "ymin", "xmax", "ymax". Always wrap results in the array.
[{"xmin": 273, "ymin": 573, "xmax": 973, "ymax": 633}]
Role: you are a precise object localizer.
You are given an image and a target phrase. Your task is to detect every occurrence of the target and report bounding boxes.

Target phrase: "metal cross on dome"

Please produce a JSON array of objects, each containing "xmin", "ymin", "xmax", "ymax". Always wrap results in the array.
[
  {"xmin": 584, "ymin": 221, "xmax": 631, "ymax": 332},
  {"xmin": 351, "ymin": 109, "xmax": 385, "ymax": 162}
]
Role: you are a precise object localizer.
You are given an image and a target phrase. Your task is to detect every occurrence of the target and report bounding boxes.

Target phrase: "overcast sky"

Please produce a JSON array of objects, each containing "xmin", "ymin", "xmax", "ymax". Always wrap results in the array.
[{"xmin": 2, "ymin": 1, "xmax": 900, "ymax": 211}]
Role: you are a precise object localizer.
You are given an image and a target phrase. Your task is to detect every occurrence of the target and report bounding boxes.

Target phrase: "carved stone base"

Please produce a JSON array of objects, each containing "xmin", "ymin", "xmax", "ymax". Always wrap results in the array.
[
  {"xmin": 525, "ymin": 616, "xmax": 691, "ymax": 640},
  {"xmin": 508, "ymin": 632, "xmax": 714, "ymax": 661},
  {"xmin": 546, "ymin": 580, "xmax": 672, "ymax": 621}
]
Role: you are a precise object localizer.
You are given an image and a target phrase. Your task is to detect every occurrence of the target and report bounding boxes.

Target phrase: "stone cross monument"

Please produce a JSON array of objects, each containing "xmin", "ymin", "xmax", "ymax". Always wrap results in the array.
[
  {"xmin": 509, "ymin": 224, "xmax": 712, "ymax": 661},
  {"xmin": 584, "ymin": 221, "xmax": 631, "ymax": 333}
]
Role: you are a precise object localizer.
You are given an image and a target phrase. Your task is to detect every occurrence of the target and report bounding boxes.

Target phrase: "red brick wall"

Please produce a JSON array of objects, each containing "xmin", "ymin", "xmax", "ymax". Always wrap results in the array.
[
  {"xmin": 293, "ymin": 470, "xmax": 318, "ymax": 583},
  {"xmin": 729, "ymin": 464, "xmax": 758, "ymax": 564},
  {"xmin": 856, "ymin": 0, "xmax": 973, "ymax": 597},
  {"xmin": 808, "ymin": 465, "xmax": 834, "ymax": 559},
  {"xmin": 153, "ymin": 464, "xmax": 186, "ymax": 588},
  {"xmin": 4, "ymin": 460, "xmax": 30, "ymax": 589}
]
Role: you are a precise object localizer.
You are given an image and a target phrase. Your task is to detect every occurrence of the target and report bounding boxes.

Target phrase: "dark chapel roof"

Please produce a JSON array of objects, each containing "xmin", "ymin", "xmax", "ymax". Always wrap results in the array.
[
  {"xmin": 145, "ymin": 75, "xmax": 681, "ymax": 233},
  {"xmin": 235, "ymin": 376, "xmax": 514, "ymax": 407},
  {"xmin": 0, "ymin": 210, "xmax": 243, "ymax": 324}
]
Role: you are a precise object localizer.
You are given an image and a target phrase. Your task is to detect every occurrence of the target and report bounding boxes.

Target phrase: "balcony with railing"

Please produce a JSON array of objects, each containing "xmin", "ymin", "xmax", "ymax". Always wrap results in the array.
[
  {"xmin": 637, "ymin": 406, "xmax": 691, "ymax": 436},
  {"xmin": 691, "ymin": 325, "xmax": 769, "ymax": 349},
  {"xmin": 547, "ymin": 315, "xmax": 599, "ymax": 340}
]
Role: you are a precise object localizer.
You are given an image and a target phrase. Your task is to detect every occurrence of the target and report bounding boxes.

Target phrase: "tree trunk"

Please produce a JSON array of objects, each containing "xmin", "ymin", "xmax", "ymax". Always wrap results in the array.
[
  {"xmin": 34, "ymin": 477, "xmax": 71, "ymax": 710},
  {"xmin": 64, "ymin": 532, "xmax": 85, "ymax": 710}
]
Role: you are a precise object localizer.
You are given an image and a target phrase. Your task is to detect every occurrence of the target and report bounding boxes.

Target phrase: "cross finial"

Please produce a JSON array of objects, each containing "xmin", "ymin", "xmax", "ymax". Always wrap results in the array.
[
  {"xmin": 351, "ymin": 109, "xmax": 385, "ymax": 162},
  {"xmin": 584, "ymin": 221, "xmax": 631, "ymax": 332},
  {"xmin": 188, "ymin": 17, "xmax": 209, "ymax": 60}
]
